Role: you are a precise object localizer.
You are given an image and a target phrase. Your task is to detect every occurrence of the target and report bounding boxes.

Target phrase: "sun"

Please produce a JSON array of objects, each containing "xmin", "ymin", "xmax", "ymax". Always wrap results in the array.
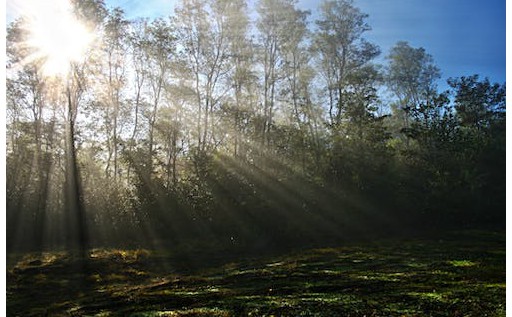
[{"xmin": 18, "ymin": 0, "xmax": 95, "ymax": 76}]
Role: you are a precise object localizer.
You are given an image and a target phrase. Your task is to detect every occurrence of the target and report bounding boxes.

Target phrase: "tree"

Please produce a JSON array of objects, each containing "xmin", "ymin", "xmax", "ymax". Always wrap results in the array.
[
  {"xmin": 314, "ymin": 0, "xmax": 379, "ymax": 127},
  {"xmin": 222, "ymin": 0, "xmax": 254, "ymax": 158},
  {"xmin": 6, "ymin": 19, "xmax": 63, "ymax": 252},
  {"xmin": 5, "ymin": 0, "xmax": 505, "ymax": 255},
  {"xmin": 277, "ymin": 4, "xmax": 316, "ymax": 171},
  {"xmin": 447, "ymin": 75, "xmax": 505, "ymax": 221},
  {"xmin": 448, "ymin": 75, "xmax": 505, "ymax": 129},
  {"xmin": 386, "ymin": 41, "xmax": 441, "ymax": 134},
  {"xmin": 145, "ymin": 18, "xmax": 176, "ymax": 175},
  {"xmin": 124, "ymin": 18, "xmax": 151, "ymax": 183},
  {"xmin": 312, "ymin": 0, "xmax": 386, "ymax": 197},
  {"xmin": 256, "ymin": 0, "xmax": 309, "ymax": 146},
  {"xmin": 173, "ymin": 0, "xmax": 233, "ymax": 154},
  {"xmin": 98, "ymin": 7, "xmax": 129, "ymax": 181}
]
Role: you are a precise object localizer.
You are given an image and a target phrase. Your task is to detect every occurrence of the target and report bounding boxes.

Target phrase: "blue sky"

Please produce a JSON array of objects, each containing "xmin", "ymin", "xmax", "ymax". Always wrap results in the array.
[
  {"xmin": 302, "ymin": 0, "xmax": 506, "ymax": 90},
  {"xmin": 105, "ymin": 0, "xmax": 505, "ymax": 89},
  {"xmin": 358, "ymin": 0, "xmax": 505, "ymax": 88},
  {"xmin": 7, "ymin": 0, "xmax": 505, "ymax": 89}
]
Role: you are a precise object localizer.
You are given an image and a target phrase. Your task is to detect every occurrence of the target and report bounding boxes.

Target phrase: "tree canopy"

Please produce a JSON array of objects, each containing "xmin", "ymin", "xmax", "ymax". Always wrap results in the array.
[{"xmin": 6, "ymin": 0, "xmax": 505, "ymax": 253}]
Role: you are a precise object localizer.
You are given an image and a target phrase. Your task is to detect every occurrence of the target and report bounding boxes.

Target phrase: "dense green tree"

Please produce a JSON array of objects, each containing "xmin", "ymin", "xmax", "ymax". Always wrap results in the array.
[
  {"xmin": 448, "ymin": 75, "xmax": 505, "ymax": 129},
  {"xmin": 447, "ymin": 76, "xmax": 505, "ymax": 221}
]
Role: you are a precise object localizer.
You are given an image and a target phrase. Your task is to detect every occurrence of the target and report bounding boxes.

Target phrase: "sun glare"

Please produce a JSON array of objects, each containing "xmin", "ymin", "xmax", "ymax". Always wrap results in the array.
[{"xmin": 19, "ymin": 0, "xmax": 94, "ymax": 76}]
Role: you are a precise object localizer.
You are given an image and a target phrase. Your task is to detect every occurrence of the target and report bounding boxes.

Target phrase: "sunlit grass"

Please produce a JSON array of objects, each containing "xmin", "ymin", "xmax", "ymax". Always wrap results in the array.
[
  {"xmin": 447, "ymin": 260, "xmax": 477, "ymax": 267},
  {"xmin": 485, "ymin": 283, "xmax": 506, "ymax": 289},
  {"xmin": 90, "ymin": 248, "xmax": 152, "ymax": 262},
  {"xmin": 15, "ymin": 251, "xmax": 67, "ymax": 267},
  {"xmin": 408, "ymin": 291, "xmax": 445, "ymax": 302},
  {"xmin": 130, "ymin": 308, "xmax": 231, "ymax": 317}
]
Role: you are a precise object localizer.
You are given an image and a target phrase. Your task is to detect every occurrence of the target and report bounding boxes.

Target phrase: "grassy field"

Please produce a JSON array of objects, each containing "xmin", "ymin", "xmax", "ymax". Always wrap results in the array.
[{"xmin": 7, "ymin": 230, "xmax": 505, "ymax": 316}]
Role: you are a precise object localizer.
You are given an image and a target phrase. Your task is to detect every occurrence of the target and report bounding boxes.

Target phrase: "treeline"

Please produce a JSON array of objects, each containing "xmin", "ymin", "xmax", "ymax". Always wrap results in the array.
[{"xmin": 6, "ymin": 0, "xmax": 505, "ymax": 253}]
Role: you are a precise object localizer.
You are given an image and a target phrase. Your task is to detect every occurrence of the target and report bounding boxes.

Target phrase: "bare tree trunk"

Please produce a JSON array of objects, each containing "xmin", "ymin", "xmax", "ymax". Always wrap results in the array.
[
  {"xmin": 65, "ymin": 85, "xmax": 89, "ymax": 260},
  {"xmin": 195, "ymin": 70, "xmax": 202, "ymax": 150},
  {"xmin": 127, "ymin": 68, "xmax": 144, "ymax": 182}
]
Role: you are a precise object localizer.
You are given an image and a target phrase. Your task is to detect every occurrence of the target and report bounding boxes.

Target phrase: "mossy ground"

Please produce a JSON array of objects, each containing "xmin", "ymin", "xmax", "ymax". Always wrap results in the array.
[{"xmin": 7, "ymin": 230, "xmax": 505, "ymax": 316}]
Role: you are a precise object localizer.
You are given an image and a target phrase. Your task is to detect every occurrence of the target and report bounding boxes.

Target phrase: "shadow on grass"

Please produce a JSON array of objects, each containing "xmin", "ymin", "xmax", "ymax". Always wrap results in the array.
[{"xmin": 7, "ymin": 230, "xmax": 505, "ymax": 316}]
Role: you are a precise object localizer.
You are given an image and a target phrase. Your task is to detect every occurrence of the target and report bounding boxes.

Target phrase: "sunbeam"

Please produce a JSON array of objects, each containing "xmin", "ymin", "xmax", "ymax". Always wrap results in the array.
[
  {"xmin": 11, "ymin": 0, "xmax": 94, "ymax": 77},
  {"xmin": 6, "ymin": 0, "xmax": 505, "ymax": 315}
]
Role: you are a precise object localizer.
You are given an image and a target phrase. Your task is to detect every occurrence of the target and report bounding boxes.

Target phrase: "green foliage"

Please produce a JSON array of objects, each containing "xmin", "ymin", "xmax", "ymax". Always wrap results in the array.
[
  {"xmin": 448, "ymin": 75, "xmax": 505, "ymax": 129},
  {"xmin": 5, "ymin": 0, "xmax": 505, "ymax": 257}
]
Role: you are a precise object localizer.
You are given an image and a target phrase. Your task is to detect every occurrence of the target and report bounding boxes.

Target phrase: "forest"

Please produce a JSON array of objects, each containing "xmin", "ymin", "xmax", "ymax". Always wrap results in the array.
[{"xmin": 6, "ymin": 0, "xmax": 505, "ymax": 315}]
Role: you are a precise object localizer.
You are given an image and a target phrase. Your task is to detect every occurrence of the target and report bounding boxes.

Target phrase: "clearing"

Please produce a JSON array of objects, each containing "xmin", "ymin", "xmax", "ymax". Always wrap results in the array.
[{"xmin": 7, "ymin": 230, "xmax": 505, "ymax": 316}]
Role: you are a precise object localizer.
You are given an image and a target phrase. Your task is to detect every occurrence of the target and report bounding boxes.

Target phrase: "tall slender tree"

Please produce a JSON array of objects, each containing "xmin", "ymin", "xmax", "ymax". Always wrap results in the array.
[
  {"xmin": 314, "ymin": 0, "xmax": 379, "ymax": 127},
  {"xmin": 386, "ymin": 41, "xmax": 440, "ymax": 133}
]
